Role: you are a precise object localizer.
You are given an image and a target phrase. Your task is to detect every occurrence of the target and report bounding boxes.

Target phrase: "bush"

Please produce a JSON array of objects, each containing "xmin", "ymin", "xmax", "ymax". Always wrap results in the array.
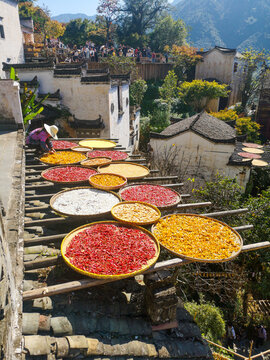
[
  {"xmin": 130, "ymin": 79, "xmax": 147, "ymax": 107},
  {"xmin": 149, "ymin": 108, "xmax": 170, "ymax": 133},
  {"xmin": 235, "ymin": 117, "xmax": 261, "ymax": 143},
  {"xmin": 140, "ymin": 80, "xmax": 163, "ymax": 116},
  {"xmin": 139, "ymin": 116, "xmax": 151, "ymax": 151},
  {"xmin": 209, "ymin": 109, "xmax": 238, "ymax": 122},
  {"xmin": 184, "ymin": 301, "xmax": 226, "ymax": 342}
]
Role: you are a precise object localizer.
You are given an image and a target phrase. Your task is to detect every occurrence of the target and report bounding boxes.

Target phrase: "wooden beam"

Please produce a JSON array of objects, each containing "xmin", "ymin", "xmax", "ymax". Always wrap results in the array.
[
  {"xmin": 24, "ymin": 233, "xmax": 68, "ymax": 246},
  {"xmin": 24, "ymin": 217, "xmax": 66, "ymax": 227},
  {"xmin": 24, "ymin": 256, "xmax": 61, "ymax": 270},
  {"xmin": 177, "ymin": 202, "xmax": 211, "ymax": 209},
  {"xmin": 22, "ymin": 241, "xmax": 270, "ymax": 300},
  {"xmin": 233, "ymin": 225, "xmax": 253, "ymax": 232},
  {"xmin": 201, "ymin": 208, "xmax": 249, "ymax": 217},
  {"xmin": 25, "ymin": 205, "xmax": 50, "ymax": 212},
  {"xmin": 162, "ymin": 183, "xmax": 184, "ymax": 188}
]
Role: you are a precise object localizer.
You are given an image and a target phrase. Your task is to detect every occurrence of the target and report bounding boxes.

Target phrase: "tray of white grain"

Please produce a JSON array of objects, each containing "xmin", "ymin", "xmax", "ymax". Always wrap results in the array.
[{"xmin": 50, "ymin": 186, "xmax": 121, "ymax": 219}]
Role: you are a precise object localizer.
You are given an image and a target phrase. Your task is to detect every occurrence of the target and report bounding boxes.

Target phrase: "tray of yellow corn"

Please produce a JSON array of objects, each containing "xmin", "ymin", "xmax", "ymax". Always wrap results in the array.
[{"xmin": 151, "ymin": 214, "xmax": 242, "ymax": 263}]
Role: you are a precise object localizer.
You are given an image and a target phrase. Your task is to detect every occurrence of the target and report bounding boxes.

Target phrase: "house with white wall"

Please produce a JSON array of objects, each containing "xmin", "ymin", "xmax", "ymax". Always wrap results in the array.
[
  {"xmin": 3, "ymin": 62, "xmax": 139, "ymax": 150},
  {"xmin": 0, "ymin": 0, "xmax": 24, "ymax": 79},
  {"xmin": 150, "ymin": 111, "xmax": 251, "ymax": 188},
  {"xmin": 195, "ymin": 46, "xmax": 243, "ymax": 111}
]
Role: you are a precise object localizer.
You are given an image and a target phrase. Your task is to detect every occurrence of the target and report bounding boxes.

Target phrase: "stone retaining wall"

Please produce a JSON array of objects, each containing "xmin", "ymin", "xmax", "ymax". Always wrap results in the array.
[{"xmin": 0, "ymin": 130, "xmax": 25, "ymax": 359}]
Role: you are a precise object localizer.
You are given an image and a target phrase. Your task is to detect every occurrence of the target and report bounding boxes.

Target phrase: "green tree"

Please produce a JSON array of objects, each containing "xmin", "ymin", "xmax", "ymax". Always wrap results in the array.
[
  {"xmin": 117, "ymin": 0, "xmax": 170, "ymax": 45},
  {"xmin": 130, "ymin": 79, "xmax": 147, "ymax": 107},
  {"xmin": 178, "ymin": 79, "xmax": 229, "ymax": 112},
  {"xmin": 168, "ymin": 45, "xmax": 202, "ymax": 81},
  {"xmin": 100, "ymin": 56, "xmax": 138, "ymax": 78},
  {"xmin": 96, "ymin": 0, "xmax": 120, "ymax": 43},
  {"xmin": 238, "ymin": 49, "xmax": 270, "ymax": 109},
  {"xmin": 185, "ymin": 301, "xmax": 226, "ymax": 342},
  {"xmin": 61, "ymin": 19, "xmax": 95, "ymax": 47},
  {"xmin": 159, "ymin": 70, "xmax": 178, "ymax": 106},
  {"xmin": 150, "ymin": 16, "xmax": 187, "ymax": 53}
]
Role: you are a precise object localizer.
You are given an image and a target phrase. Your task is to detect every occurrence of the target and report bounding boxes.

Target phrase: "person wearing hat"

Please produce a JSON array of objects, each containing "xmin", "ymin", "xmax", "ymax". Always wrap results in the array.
[{"xmin": 26, "ymin": 124, "xmax": 58, "ymax": 153}]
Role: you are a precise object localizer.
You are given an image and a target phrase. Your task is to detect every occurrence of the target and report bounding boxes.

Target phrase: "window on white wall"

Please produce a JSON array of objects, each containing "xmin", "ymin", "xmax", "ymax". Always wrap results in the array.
[
  {"xmin": 0, "ymin": 18, "xmax": 5, "ymax": 39},
  {"xmin": 118, "ymin": 85, "xmax": 123, "ymax": 114}
]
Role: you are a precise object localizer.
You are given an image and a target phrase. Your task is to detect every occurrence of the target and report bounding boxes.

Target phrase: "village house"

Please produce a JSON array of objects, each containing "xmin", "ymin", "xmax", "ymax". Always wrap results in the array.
[
  {"xmin": 0, "ymin": 0, "xmax": 25, "ymax": 79},
  {"xmin": 150, "ymin": 111, "xmax": 251, "ymax": 188},
  {"xmin": 195, "ymin": 46, "xmax": 243, "ymax": 111},
  {"xmin": 3, "ymin": 62, "xmax": 140, "ymax": 151}
]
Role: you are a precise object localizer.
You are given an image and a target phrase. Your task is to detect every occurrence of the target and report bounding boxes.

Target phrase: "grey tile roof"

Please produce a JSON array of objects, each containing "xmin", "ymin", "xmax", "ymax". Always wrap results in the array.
[
  {"xmin": 22, "ymin": 281, "xmax": 213, "ymax": 359},
  {"xmin": 151, "ymin": 111, "xmax": 236, "ymax": 144}
]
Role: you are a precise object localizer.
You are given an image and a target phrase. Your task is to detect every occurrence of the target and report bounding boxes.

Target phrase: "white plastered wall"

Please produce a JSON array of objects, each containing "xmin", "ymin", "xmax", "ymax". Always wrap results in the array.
[
  {"xmin": 150, "ymin": 131, "xmax": 250, "ymax": 188},
  {"xmin": 109, "ymin": 83, "xmax": 130, "ymax": 149},
  {"xmin": 0, "ymin": 0, "xmax": 24, "ymax": 79},
  {"xmin": 0, "ymin": 79, "xmax": 23, "ymax": 125}
]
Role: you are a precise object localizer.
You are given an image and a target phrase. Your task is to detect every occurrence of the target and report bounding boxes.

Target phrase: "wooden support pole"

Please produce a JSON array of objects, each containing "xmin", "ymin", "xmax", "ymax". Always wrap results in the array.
[
  {"xmin": 24, "ymin": 233, "xmax": 68, "ymax": 246},
  {"xmin": 177, "ymin": 202, "xmax": 212, "ymax": 209},
  {"xmin": 25, "ymin": 205, "xmax": 50, "ymax": 212},
  {"xmin": 23, "ymin": 224, "xmax": 251, "ymax": 247},
  {"xmin": 22, "ymin": 241, "xmax": 270, "ymax": 300},
  {"xmin": 24, "ymin": 256, "xmax": 61, "ymax": 270},
  {"xmin": 24, "ymin": 217, "xmax": 66, "ymax": 227},
  {"xmin": 207, "ymin": 339, "xmax": 247, "ymax": 360},
  {"xmin": 201, "ymin": 208, "xmax": 249, "ymax": 217}
]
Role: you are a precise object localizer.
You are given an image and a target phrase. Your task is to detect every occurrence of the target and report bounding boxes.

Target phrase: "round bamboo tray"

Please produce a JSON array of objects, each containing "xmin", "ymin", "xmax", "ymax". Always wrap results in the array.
[
  {"xmin": 151, "ymin": 213, "xmax": 243, "ymax": 263},
  {"xmin": 89, "ymin": 172, "xmax": 127, "ymax": 191},
  {"xmin": 87, "ymin": 150, "xmax": 129, "ymax": 161},
  {"xmin": 50, "ymin": 186, "xmax": 121, "ymax": 219},
  {"xmin": 41, "ymin": 165, "xmax": 97, "ymax": 185},
  {"xmin": 52, "ymin": 140, "xmax": 78, "ymax": 150},
  {"xmin": 111, "ymin": 201, "xmax": 161, "ymax": 226},
  {"xmin": 39, "ymin": 151, "xmax": 87, "ymax": 166},
  {"xmin": 71, "ymin": 146, "xmax": 93, "ymax": 153},
  {"xmin": 119, "ymin": 183, "xmax": 181, "ymax": 210},
  {"xmin": 98, "ymin": 162, "xmax": 150, "ymax": 180},
  {"xmin": 61, "ymin": 221, "xmax": 160, "ymax": 280},
  {"xmin": 80, "ymin": 157, "xmax": 112, "ymax": 168},
  {"xmin": 79, "ymin": 139, "xmax": 117, "ymax": 149}
]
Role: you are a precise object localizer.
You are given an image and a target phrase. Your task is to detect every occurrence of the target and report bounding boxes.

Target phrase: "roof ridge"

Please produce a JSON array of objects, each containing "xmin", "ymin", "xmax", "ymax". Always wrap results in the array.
[{"xmin": 190, "ymin": 111, "xmax": 203, "ymax": 130}]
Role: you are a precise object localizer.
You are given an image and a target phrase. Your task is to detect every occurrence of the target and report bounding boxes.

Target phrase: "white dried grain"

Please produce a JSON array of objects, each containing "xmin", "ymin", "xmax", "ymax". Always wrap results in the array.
[{"xmin": 53, "ymin": 188, "xmax": 119, "ymax": 215}]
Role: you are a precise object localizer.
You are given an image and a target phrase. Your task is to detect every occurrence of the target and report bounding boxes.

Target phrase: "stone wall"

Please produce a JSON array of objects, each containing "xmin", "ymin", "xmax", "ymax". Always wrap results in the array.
[
  {"xmin": 0, "ymin": 0, "xmax": 24, "ymax": 79},
  {"xmin": 0, "ymin": 80, "xmax": 23, "ymax": 128},
  {"xmin": 0, "ymin": 130, "xmax": 24, "ymax": 358}
]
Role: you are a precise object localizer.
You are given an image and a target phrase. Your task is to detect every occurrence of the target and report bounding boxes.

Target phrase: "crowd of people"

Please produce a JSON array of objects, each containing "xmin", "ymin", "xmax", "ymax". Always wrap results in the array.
[
  {"xmin": 53, "ymin": 41, "xmax": 169, "ymax": 63},
  {"xmin": 68, "ymin": 45, "xmax": 169, "ymax": 63}
]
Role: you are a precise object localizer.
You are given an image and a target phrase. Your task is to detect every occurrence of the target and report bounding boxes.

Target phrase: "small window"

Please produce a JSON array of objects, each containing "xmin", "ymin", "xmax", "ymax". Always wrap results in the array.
[
  {"xmin": 233, "ymin": 62, "xmax": 238, "ymax": 73},
  {"xmin": 0, "ymin": 25, "xmax": 5, "ymax": 39}
]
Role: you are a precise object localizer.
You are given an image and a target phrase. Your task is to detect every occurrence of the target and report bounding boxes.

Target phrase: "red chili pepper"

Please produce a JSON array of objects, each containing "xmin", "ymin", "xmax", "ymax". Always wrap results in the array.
[
  {"xmin": 87, "ymin": 150, "xmax": 128, "ymax": 161},
  {"xmin": 65, "ymin": 224, "xmax": 156, "ymax": 275},
  {"xmin": 52, "ymin": 141, "xmax": 78, "ymax": 150},
  {"xmin": 43, "ymin": 166, "xmax": 97, "ymax": 182},
  {"xmin": 120, "ymin": 184, "xmax": 179, "ymax": 207}
]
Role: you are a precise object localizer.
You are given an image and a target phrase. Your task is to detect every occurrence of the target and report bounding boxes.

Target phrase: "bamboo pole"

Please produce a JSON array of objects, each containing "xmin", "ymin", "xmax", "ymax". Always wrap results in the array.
[
  {"xmin": 207, "ymin": 339, "xmax": 247, "ymax": 359},
  {"xmin": 23, "ymin": 241, "xmax": 270, "ymax": 300}
]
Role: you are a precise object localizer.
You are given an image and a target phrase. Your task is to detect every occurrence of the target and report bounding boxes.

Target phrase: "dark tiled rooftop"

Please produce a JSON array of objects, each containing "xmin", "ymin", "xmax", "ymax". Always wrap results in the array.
[{"xmin": 151, "ymin": 111, "xmax": 236, "ymax": 143}]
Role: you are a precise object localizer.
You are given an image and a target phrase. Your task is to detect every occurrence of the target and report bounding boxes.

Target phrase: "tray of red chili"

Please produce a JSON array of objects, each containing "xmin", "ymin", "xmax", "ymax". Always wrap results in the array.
[
  {"xmin": 87, "ymin": 150, "xmax": 129, "ymax": 161},
  {"xmin": 41, "ymin": 165, "xmax": 98, "ymax": 184},
  {"xmin": 119, "ymin": 183, "xmax": 181, "ymax": 209},
  {"xmin": 52, "ymin": 140, "xmax": 78, "ymax": 150},
  {"xmin": 61, "ymin": 221, "xmax": 160, "ymax": 279}
]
